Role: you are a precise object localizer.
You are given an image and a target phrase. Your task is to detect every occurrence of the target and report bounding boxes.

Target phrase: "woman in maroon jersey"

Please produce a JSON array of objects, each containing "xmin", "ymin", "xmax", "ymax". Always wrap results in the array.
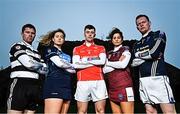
[{"xmin": 103, "ymin": 27, "xmax": 134, "ymax": 114}]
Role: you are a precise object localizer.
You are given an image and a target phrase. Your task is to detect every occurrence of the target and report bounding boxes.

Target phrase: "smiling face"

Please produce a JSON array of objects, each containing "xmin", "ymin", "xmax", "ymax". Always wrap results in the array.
[
  {"xmin": 22, "ymin": 27, "xmax": 36, "ymax": 45},
  {"xmin": 136, "ymin": 16, "xmax": 151, "ymax": 35},
  {"xmin": 52, "ymin": 32, "xmax": 65, "ymax": 47}
]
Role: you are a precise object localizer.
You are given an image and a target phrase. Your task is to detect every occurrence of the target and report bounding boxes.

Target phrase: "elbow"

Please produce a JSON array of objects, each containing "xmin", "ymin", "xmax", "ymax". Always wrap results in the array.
[
  {"xmin": 72, "ymin": 64, "xmax": 79, "ymax": 69},
  {"xmin": 120, "ymin": 64, "xmax": 128, "ymax": 69},
  {"xmin": 151, "ymin": 52, "xmax": 163, "ymax": 60},
  {"xmin": 121, "ymin": 65, "xmax": 127, "ymax": 69},
  {"xmin": 116, "ymin": 63, "xmax": 128, "ymax": 69},
  {"xmin": 24, "ymin": 62, "xmax": 38, "ymax": 70}
]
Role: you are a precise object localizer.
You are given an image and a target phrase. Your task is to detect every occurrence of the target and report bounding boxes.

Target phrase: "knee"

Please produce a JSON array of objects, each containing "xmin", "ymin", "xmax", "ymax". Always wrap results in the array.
[
  {"xmin": 78, "ymin": 109, "xmax": 87, "ymax": 114},
  {"xmin": 145, "ymin": 104, "xmax": 157, "ymax": 114},
  {"xmin": 146, "ymin": 107, "xmax": 157, "ymax": 114},
  {"xmin": 96, "ymin": 107, "xmax": 105, "ymax": 114}
]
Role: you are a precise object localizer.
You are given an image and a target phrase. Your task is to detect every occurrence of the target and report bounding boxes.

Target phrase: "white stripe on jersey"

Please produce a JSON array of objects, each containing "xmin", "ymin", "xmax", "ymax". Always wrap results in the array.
[
  {"xmin": 10, "ymin": 71, "xmax": 39, "ymax": 79},
  {"xmin": 14, "ymin": 50, "xmax": 26, "ymax": 57},
  {"xmin": 11, "ymin": 60, "xmax": 21, "ymax": 68},
  {"xmin": 150, "ymin": 38, "xmax": 161, "ymax": 54}
]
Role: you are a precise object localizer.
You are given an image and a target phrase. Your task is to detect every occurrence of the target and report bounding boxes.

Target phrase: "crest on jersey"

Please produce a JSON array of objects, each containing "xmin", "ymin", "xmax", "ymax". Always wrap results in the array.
[
  {"xmin": 15, "ymin": 45, "xmax": 21, "ymax": 50},
  {"xmin": 47, "ymin": 49, "xmax": 51, "ymax": 53},
  {"xmin": 118, "ymin": 93, "xmax": 124, "ymax": 100}
]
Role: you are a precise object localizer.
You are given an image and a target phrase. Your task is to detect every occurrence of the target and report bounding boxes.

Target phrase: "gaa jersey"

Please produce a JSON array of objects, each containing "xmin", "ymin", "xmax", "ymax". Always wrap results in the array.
[
  {"xmin": 45, "ymin": 46, "xmax": 71, "ymax": 78},
  {"xmin": 107, "ymin": 46, "xmax": 133, "ymax": 90},
  {"xmin": 9, "ymin": 41, "xmax": 41, "ymax": 79},
  {"xmin": 73, "ymin": 43, "xmax": 105, "ymax": 81},
  {"xmin": 133, "ymin": 30, "xmax": 167, "ymax": 77}
]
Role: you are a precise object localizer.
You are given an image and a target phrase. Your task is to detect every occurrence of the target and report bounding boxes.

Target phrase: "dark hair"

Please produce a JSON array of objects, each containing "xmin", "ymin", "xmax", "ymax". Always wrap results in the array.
[
  {"xmin": 22, "ymin": 24, "xmax": 36, "ymax": 33},
  {"xmin": 39, "ymin": 28, "xmax": 66, "ymax": 46},
  {"xmin": 50, "ymin": 28, "xmax": 66, "ymax": 39},
  {"xmin": 109, "ymin": 27, "xmax": 123, "ymax": 40},
  {"xmin": 84, "ymin": 24, "xmax": 96, "ymax": 32},
  {"xmin": 136, "ymin": 14, "xmax": 150, "ymax": 22}
]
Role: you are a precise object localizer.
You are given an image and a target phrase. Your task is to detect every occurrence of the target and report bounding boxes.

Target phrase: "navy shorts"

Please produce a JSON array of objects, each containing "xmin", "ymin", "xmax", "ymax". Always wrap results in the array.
[{"xmin": 43, "ymin": 77, "xmax": 72, "ymax": 100}]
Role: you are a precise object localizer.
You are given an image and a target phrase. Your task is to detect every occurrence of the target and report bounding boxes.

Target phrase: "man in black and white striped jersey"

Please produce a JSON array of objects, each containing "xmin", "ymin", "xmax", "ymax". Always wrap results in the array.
[{"xmin": 7, "ymin": 24, "xmax": 48, "ymax": 114}]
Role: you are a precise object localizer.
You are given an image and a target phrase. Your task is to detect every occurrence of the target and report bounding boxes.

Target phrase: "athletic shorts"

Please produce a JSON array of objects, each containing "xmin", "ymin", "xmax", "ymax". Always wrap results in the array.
[
  {"xmin": 7, "ymin": 78, "xmax": 41, "ymax": 111},
  {"xmin": 109, "ymin": 87, "xmax": 134, "ymax": 102},
  {"xmin": 74, "ymin": 80, "xmax": 108, "ymax": 102},
  {"xmin": 43, "ymin": 77, "xmax": 72, "ymax": 100},
  {"xmin": 139, "ymin": 76, "xmax": 175, "ymax": 104}
]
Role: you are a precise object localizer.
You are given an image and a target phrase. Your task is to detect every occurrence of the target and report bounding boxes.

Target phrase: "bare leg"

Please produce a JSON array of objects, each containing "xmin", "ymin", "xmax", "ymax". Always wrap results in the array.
[
  {"xmin": 145, "ymin": 104, "xmax": 157, "ymax": 114},
  {"xmin": 160, "ymin": 103, "xmax": 176, "ymax": 114},
  {"xmin": 44, "ymin": 98, "xmax": 63, "ymax": 114},
  {"xmin": 110, "ymin": 101, "xmax": 122, "ymax": 114},
  {"xmin": 60, "ymin": 100, "xmax": 71, "ymax": 114},
  {"xmin": 7, "ymin": 110, "xmax": 23, "ymax": 114},
  {"xmin": 95, "ymin": 99, "xmax": 106, "ymax": 114},
  {"xmin": 24, "ymin": 110, "xmax": 35, "ymax": 114},
  {"xmin": 77, "ymin": 101, "xmax": 88, "ymax": 114},
  {"xmin": 120, "ymin": 101, "xmax": 134, "ymax": 114}
]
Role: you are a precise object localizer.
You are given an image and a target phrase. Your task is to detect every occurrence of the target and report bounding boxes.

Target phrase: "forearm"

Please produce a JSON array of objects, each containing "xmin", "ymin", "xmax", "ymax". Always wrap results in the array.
[
  {"xmin": 88, "ymin": 53, "xmax": 106, "ymax": 65},
  {"xmin": 72, "ymin": 55, "xmax": 93, "ymax": 69},
  {"xmin": 18, "ymin": 54, "xmax": 44, "ymax": 70},
  {"xmin": 107, "ymin": 51, "xmax": 131, "ymax": 69},
  {"xmin": 73, "ymin": 62, "xmax": 93, "ymax": 69},
  {"xmin": 131, "ymin": 58, "xmax": 145, "ymax": 67},
  {"xmin": 103, "ymin": 65, "xmax": 114, "ymax": 74},
  {"xmin": 65, "ymin": 68, "xmax": 76, "ymax": 73},
  {"xmin": 50, "ymin": 56, "xmax": 72, "ymax": 68},
  {"xmin": 135, "ymin": 50, "xmax": 152, "ymax": 59}
]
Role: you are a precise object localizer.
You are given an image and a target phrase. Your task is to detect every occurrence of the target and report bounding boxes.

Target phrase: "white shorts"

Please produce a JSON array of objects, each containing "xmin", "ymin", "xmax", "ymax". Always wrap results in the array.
[
  {"xmin": 139, "ymin": 76, "xmax": 175, "ymax": 104},
  {"xmin": 74, "ymin": 80, "xmax": 108, "ymax": 102}
]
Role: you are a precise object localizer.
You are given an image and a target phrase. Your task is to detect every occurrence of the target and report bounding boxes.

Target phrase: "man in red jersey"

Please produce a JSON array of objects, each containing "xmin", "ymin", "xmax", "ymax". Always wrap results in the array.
[{"xmin": 73, "ymin": 25, "xmax": 108, "ymax": 114}]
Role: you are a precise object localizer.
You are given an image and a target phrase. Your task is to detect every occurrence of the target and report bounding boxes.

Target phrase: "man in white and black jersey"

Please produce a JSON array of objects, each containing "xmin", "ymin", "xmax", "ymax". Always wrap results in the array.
[{"xmin": 7, "ymin": 24, "xmax": 48, "ymax": 114}]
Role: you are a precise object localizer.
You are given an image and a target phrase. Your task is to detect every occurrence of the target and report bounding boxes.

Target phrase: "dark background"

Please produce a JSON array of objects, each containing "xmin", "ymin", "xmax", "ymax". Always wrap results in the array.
[{"xmin": 0, "ymin": 39, "xmax": 180, "ymax": 113}]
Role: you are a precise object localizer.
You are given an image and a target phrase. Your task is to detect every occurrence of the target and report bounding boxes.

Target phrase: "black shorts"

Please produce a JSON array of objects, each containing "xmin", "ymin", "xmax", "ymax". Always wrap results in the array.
[{"xmin": 7, "ymin": 78, "xmax": 42, "ymax": 111}]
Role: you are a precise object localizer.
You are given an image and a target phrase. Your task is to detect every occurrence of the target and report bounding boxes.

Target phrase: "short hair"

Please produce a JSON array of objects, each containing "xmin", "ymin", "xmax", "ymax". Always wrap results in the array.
[
  {"xmin": 84, "ymin": 24, "xmax": 96, "ymax": 32},
  {"xmin": 22, "ymin": 24, "xmax": 36, "ymax": 33},
  {"xmin": 109, "ymin": 27, "xmax": 123, "ymax": 40},
  {"xmin": 136, "ymin": 14, "xmax": 150, "ymax": 22}
]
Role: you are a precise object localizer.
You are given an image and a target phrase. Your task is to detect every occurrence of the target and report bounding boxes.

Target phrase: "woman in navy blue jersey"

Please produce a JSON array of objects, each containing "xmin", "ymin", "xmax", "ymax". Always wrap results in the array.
[{"xmin": 40, "ymin": 28, "xmax": 75, "ymax": 114}]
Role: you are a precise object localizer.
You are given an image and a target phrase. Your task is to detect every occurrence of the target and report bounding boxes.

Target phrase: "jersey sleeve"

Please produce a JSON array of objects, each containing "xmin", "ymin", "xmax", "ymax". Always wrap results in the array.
[
  {"xmin": 135, "ymin": 31, "xmax": 166, "ymax": 60},
  {"xmin": 149, "ymin": 31, "xmax": 166, "ymax": 59},
  {"xmin": 10, "ymin": 44, "xmax": 27, "ymax": 59},
  {"xmin": 45, "ymin": 47, "xmax": 59, "ymax": 61}
]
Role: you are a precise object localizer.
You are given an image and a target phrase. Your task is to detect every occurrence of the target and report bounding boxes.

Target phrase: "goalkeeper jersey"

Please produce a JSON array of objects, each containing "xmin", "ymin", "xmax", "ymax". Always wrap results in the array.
[{"xmin": 133, "ymin": 30, "xmax": 167, "ymax": 77}]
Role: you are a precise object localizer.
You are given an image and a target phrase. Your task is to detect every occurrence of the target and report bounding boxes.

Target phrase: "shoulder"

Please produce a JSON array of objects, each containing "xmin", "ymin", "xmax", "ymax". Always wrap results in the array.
[
  {"xmin": 94, "ymin": 44, "xmax": 105, "ymax": 49},
  {"xmin": 152, "ymin": 30, "xmax": 166, "ymax": 37},
  {"xmin": 61, "ymin": 51, "xmax": 71, "ymax": 59},
  {"xmin": 122, "ymin": 46, "xmax": 130, "ymax": 51},
  {"xmin": 108, "ymin": 50, "xmax": 114, "ymax": 54},
  {"xmin": 152, "ymin": 30, "xmax": 166, "ymax": 42},
  {"xmin": 45, "ymin": 46, "xmax": 58, "ymax": 54},
  {"xmin": 74, "ymin": 44, "xmax": 84, "ymax": 49},
  {"xmin": 10, "ymin": 41, "xmax": 27, "ymax": 51},
  {"xmin": 73, "ymin": 44, "xmax": 84, "ymax": 52}
]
